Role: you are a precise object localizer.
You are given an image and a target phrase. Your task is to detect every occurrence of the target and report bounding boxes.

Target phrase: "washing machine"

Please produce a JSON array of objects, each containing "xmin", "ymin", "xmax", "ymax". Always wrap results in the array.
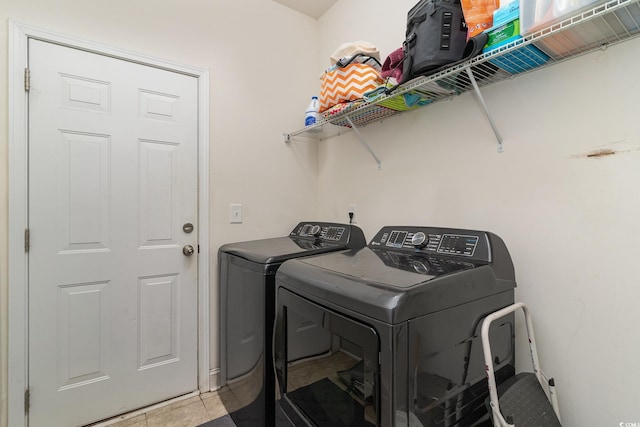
[
  {"xmin": 218, "ymin": 222, "xmax": 366, "ymax": 427},
  {"xmin": 273, "ymin": 226, "xmax": 517, "ymax": 427}
]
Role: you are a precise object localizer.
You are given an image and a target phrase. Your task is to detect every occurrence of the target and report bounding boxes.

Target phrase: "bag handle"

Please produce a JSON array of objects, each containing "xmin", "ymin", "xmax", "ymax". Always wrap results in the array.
[
  {"xmin": 336, "ymin": 53, "xmax": 382, "ymax": 68},
  {"xmin": 406, "ymin": 1, "xmax": 436, "ymax": 32}
]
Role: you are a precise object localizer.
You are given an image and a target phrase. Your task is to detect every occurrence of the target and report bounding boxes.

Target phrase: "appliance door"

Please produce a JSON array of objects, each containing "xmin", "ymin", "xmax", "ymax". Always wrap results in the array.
[{"xmin": 275, "ymin": 288, "xmax": 380, "ymax": 427}]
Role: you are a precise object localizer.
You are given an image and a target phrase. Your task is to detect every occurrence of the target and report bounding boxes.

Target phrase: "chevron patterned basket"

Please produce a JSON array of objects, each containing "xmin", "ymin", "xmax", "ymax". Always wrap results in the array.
[{"xmin": 319, "ymin": 63, "xmax": 384, "ymax": 113}]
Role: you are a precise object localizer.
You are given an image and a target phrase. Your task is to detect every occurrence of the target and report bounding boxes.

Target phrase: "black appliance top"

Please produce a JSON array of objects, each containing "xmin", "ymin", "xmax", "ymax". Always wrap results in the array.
[
  {"xmin": 275, "ymin": 226, "xmax": 516, "ymax": 323},
  {"xmin": 218, "ymin": 222, "xmax": 366, "ymax": 265}
]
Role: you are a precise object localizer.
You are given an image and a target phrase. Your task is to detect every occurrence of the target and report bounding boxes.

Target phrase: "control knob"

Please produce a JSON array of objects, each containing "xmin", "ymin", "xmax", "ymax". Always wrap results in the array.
[
  {"xmin": 411, "ymin": 232, "xmax": 429, "ymax": 249},
  {"xmin": 309, "ymin": 225, "xmax": 322, "ymax": 237}
]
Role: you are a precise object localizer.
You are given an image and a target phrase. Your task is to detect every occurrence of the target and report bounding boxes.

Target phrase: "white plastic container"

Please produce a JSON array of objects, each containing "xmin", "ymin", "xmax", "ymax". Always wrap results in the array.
[
  {"xmin": 304, "ymin": 96, "xmax": 320, "ymax": 127},
  {"xmin": 519, "ymin": 0, "xmax": 604, "ymax": 35}
]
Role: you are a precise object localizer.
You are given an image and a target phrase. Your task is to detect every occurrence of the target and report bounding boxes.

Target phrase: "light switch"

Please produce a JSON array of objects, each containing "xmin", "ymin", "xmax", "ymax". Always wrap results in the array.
[{"xmin": 230, "ymin": 204, "xmax": 243, "ymax": 224}]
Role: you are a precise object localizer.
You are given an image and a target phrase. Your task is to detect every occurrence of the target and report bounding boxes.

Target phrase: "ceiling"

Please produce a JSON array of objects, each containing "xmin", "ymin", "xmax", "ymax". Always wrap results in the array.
[{"xmin": 272, "ymin": 0, "xmax": 339, "ymax": 19}]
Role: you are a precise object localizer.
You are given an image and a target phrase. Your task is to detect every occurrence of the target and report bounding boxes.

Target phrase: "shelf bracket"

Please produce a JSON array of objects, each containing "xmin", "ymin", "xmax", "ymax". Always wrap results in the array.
[
  {"xmin": 345, "ymin": 116, "xmax": 382, "ymax": 170},
  {"xmin": 466, "ymin": 68, "xmax": 504, "ymax": 153}
]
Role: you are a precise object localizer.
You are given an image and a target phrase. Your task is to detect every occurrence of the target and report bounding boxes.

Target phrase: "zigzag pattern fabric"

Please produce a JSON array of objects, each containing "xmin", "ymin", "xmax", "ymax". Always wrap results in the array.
[{"xmin": 320, "ymin": 63, "xmax": 383, "ymax": 113}]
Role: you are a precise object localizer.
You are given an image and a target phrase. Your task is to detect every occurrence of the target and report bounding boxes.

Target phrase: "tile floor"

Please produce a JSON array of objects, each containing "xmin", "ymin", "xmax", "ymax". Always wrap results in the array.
[
  {"xmin": 103, "ymin": 389, "xmax": 232, "ymax": 427},
  {"xmin": 100, "ymin": 351, "xmax": 360, "ymax": 427}
]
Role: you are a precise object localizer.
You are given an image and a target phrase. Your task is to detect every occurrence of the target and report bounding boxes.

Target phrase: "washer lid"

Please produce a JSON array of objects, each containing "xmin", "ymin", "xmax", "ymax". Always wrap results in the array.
[
  {"xmin": 299, "ymin": 247, "xmax": 482, "ymax": 288},
  {"xmin": 276, "ymin": 246, "xmax": 515, "ymax": 324},
  {"xmin": 219, "ymin": 236, "xmax": 344, "ymax": 265},
  {"xmin": 218, "ymin": 222, "xmax": 366, "ymax": 265}
]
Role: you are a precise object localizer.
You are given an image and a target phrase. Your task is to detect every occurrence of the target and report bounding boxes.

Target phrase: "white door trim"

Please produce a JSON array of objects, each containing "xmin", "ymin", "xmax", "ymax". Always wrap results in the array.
[{"xmin": 7, "ymin": 21, "xmax": 211, "ymax": 427}]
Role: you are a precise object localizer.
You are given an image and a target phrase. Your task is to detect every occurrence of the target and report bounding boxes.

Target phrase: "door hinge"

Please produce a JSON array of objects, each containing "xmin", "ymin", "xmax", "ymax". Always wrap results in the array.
[
  {"xmin": 24, "ymin": 68, "xmax": 31, "ymax": 92},
  {"xmin": 25, "ymin": 228, "xmax": 30, "ymax": 252},
  {"xmin": 24, "ymin": 388, "xmax": 30, "ymax": 413}
]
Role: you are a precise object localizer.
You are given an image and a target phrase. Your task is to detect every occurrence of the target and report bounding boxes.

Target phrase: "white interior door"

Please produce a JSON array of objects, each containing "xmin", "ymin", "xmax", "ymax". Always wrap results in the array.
[{"xmin": 27, "ymin": 39, "xmax": 199, "ymax": 427}]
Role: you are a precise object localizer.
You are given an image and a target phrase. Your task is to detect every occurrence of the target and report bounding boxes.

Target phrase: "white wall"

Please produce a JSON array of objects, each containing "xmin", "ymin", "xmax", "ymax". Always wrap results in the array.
[
  {"xmin": 317, "ymin": 1, "xmax": 640, "ymax": 426},
  {"xmin": 0, "ymin": 1, "xmax": 320, "ymax": 425}
]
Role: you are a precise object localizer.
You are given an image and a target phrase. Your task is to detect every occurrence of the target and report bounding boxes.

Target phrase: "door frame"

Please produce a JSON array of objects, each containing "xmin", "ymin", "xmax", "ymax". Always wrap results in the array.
[{"xmin": 8, "ymin": 21, "xmax": 211, "ymax": 427}]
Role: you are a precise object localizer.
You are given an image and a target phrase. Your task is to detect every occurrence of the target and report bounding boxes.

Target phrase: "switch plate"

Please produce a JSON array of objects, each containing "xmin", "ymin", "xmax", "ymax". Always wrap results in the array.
[{"xmin": 230, "ymin": 204, "xmax": 243, "ymax": 224}]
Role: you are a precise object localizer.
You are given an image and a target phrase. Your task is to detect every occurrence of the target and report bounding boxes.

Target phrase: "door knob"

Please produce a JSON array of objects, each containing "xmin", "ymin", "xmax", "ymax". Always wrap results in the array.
[{"xmin": 183, "ymin": 244, "xmax": 195, "ymax": 256}]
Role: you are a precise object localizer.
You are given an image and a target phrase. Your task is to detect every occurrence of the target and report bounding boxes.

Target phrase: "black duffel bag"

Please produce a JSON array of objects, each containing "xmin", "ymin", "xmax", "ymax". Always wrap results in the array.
[{"xmin": 402, "ymin": 0, "xmax": 469, "ymax": 82}]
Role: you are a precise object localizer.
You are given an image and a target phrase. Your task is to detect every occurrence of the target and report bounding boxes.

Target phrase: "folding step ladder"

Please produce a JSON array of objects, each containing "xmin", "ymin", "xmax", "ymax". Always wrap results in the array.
[{"xmin": 481, "ymin": 302, "xmax": 562, "ymax": 427}]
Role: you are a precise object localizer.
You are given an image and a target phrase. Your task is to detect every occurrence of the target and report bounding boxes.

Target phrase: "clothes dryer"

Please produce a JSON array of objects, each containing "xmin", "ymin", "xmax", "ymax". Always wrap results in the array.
[
  {"xmin": 218, "ymin": 222, "xmax": 366, "ymax": 427},
  {"xmin": 274, "ymin": 226, "xmax": 517, "ymax": 427}
]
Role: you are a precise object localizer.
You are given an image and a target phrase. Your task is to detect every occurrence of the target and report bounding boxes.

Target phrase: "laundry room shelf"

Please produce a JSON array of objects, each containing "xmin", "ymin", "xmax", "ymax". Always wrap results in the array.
[{"xmin": 284, "ymin": 0, "xmax": 640, "ymax": 159}]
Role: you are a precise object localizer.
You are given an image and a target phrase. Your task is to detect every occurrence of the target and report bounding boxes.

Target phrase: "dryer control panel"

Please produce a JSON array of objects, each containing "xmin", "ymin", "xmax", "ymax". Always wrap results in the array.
[{"xmin": 369, "ymin": 226, "xmax": 492, "ymax": 262}]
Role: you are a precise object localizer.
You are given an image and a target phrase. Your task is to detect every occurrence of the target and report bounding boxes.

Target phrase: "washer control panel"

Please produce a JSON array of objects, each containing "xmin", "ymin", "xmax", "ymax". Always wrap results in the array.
[
  {"xmin": 290, "ymin": 222, "xmax": 347, "ymax": 242},
  {"xmin": 437, "ymin": 234, "xmax": 479, "ymax": 257},
  {"xmin": 369, "ymin": 226, "xmax": 492, "ymax": 261}
]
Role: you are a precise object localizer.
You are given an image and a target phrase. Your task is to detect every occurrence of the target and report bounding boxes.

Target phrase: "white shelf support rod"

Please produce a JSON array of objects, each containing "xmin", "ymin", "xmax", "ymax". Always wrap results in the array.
[
  {"xmin": 345, "ymin": 116, "xmax": 382, "ymax": 170},
  {"xmin": 466, "ymin": 68, "xmax": 504, "ymax": 153}
]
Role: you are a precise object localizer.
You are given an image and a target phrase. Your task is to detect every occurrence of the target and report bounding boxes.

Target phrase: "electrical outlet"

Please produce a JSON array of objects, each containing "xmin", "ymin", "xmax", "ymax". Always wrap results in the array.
[
  {"xmin": 230, "ymin": 204, "xmax": 243, "ymax": 224},
  {"xmin": 348, "ymin": 204, "xmax": 357, "ymax": 223}
]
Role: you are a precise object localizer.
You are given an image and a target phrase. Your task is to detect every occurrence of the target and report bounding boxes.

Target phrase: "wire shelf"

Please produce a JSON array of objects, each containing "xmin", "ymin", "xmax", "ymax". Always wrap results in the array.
[{"xmin": 287, "ymin": 0, "xmax": 640, "ymax": 141}]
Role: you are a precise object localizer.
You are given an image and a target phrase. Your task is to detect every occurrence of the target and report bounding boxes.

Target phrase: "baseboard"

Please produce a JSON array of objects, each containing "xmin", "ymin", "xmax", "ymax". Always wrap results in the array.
[{"xmin": 209, "ymin": 368, "xmax": 221, "ymax": 391}]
